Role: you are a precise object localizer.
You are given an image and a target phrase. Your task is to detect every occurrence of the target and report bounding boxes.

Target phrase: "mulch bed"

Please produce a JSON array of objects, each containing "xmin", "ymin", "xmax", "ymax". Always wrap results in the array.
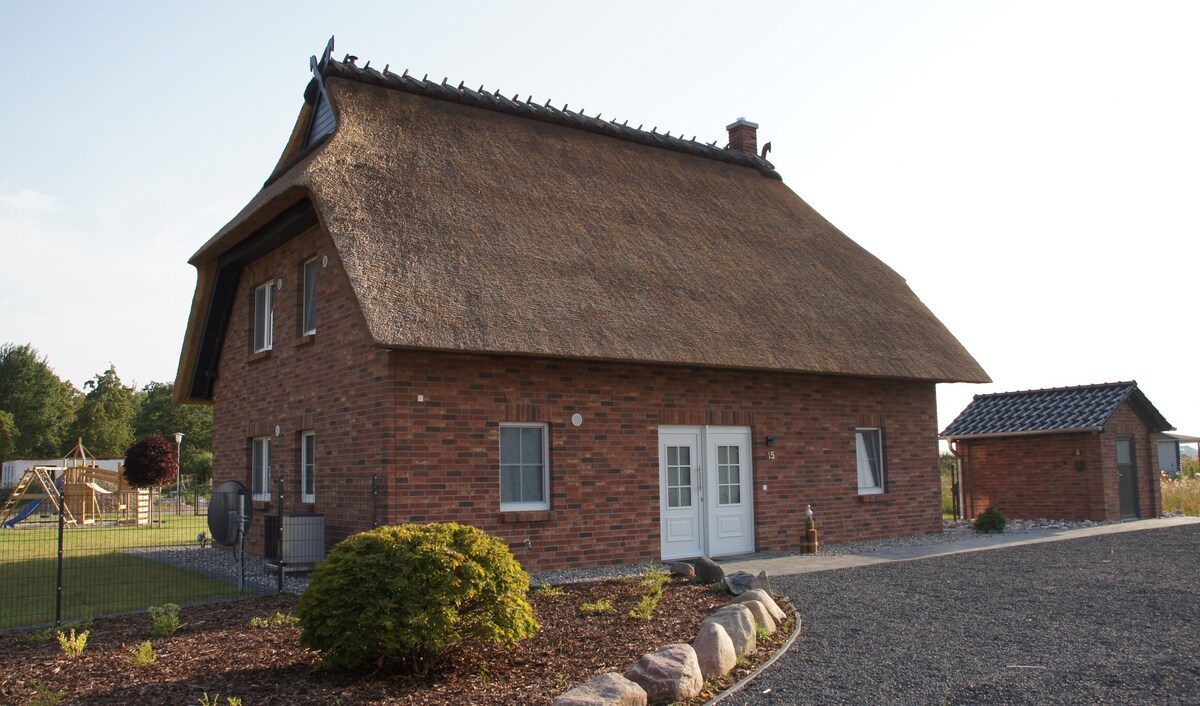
[{"xmin": 0, "ymin": 577, "xmax": 794, "ymax": 705}]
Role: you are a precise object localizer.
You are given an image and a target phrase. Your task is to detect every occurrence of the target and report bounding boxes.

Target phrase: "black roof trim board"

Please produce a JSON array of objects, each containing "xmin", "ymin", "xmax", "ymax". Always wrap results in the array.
[
  {"xmin": 188, "ymin": 199, "xmax": 319, "ymax": 400},
  {"xmin": 940, "ymin": 381, "xmax": 1174, "ymax": 439},
  {"xmin": 306, "ymin": 43, "xmax": 780, "ymax": 181}
]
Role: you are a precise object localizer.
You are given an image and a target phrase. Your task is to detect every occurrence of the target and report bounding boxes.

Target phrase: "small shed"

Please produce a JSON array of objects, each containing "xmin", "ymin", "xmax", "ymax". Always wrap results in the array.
[
  {"xmin": 1158, "ymin": 432, "xmax": 1200, "ymax": 478},
  {"xmin": 941, "ymin": 382, "xmax": 1173, "ymax": 521}
]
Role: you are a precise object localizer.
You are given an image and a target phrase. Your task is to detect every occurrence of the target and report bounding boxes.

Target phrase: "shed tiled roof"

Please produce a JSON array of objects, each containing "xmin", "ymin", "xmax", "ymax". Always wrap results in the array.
[{"xmin": 940, "ymin": 382, "xmax": 1174, "ymax": 439}]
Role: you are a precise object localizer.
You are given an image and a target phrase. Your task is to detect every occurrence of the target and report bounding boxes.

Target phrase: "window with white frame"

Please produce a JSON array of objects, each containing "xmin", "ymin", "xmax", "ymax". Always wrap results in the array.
[
  {"xmin": 301, "ymin": 431, "xmax": 316, "ymax": 503},
  {"xmin": 251, "ymin": 436, "xmax": 271, "ymax": 501},
  {"xmin": 499, "ymin": 423, "xmax": 549, "ymax": 510},
  {"xmin": 302, "ymin": 258, "xmax": 318, "ymax": 335},
  {"xmin": 253, "ymin": 281, "xmax": 274, "ymax": 352},
  {"xmin": 855, "ymin": 428, "xmax": 884, "ymax": 494}
]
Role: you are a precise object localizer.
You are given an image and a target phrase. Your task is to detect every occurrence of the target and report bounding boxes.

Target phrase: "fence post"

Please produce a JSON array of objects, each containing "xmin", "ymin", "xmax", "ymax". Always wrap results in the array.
[
  {"xmin": 54, "ymin": 500, "xmax": 65, "ymax": 627},
  {"xmin": 277, "ymin": 477, "xmax": 285, "ymax": 594}
]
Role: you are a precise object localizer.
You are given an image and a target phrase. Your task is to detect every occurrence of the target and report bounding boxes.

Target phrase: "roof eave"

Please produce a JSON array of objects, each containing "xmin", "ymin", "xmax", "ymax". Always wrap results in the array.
[{"xmin": 941, "ymin": 427, "xmax": 1104, "ymax": 441}]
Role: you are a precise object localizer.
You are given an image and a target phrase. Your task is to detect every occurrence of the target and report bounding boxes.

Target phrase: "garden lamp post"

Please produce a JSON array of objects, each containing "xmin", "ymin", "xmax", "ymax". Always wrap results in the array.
[{"xmin": 174, "ymin": 432, "xmax": 185, "ymax": 516}]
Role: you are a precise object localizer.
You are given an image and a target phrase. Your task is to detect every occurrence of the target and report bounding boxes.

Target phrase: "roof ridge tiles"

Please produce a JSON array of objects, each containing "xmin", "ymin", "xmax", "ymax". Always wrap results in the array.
[
  {"xmin": 971, "ymin": 381, "xmax": 1136, "ymax": 400},
  {"xmin": 319, "ymin": 56, "xmax": 781, "ymax": 180}
]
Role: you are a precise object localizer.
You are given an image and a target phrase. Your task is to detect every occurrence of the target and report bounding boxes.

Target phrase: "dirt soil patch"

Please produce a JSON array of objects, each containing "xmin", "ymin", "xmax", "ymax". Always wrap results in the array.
[{"xmin": 0, "ymin": 577, "xmax": 794, "ymax": 705}]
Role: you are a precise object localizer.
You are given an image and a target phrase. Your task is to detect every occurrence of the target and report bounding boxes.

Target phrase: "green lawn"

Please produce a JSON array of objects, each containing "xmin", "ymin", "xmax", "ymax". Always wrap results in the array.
[{"xmin": 0, "ymin": 515, "xmax": 244, "ymax": 630}]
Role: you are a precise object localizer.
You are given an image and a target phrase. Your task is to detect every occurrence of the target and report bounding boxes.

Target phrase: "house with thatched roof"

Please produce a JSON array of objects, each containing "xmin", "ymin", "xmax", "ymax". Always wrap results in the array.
[
  {"xmin": 941, "ymin": 382, "xmax": 1171, "ymax": 522},
  {"xmin": 175, "ymin": 39, "xmax": 988, "ymax": 569}
]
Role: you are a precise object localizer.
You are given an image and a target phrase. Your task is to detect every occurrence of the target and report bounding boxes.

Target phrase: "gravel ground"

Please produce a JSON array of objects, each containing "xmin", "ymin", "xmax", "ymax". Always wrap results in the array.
[
  {"xmin": 125, "ymin": 545, "xmax": 311, "ymax": 594},
  {"xmin": 726, "ymin": 524, "xmax": 1200, "ymax": 705}
]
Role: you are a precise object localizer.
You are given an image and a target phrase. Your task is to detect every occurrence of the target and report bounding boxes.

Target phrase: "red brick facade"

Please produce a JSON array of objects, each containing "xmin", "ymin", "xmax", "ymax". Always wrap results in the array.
[
  {"xmin": 212, "ymin": 226, "xmax": 947, "ymax": 570},
  {"xmin": 957, "ymin": 401, "xmax": 1162, "ymax": 521}
]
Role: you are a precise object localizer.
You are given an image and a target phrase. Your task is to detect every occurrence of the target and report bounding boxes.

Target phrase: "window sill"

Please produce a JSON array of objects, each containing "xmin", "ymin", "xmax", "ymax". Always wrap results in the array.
[
  {"xmin": 500, "ymin": 510, "xmax": 552, "ymax": 523},
  {"xmin": 296, "ymin": 333, "xmax": 315, "ymax": 346},
  {"xmin": 859, "ymin": 493, "xmax": 888, "ymax": 503},
  {"xmin": 247, "ymin": 349, "xmax": 273, "ymax": 364},
  {"xmin": 252, "ymin": 499, "xmax": 271, "ymax": 510}
]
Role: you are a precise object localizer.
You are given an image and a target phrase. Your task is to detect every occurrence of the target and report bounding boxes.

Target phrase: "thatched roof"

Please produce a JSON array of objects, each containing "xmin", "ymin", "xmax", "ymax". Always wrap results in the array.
[{"xmin": 175, "ymin": 52, "xmax": 988, "ymax": 403}]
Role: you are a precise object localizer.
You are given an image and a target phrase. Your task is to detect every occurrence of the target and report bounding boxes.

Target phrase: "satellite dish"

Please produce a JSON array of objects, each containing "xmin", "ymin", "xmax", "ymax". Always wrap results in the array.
[{"xmin": 207, "ymin": 481, "xmax": 253, "ymax": 547}]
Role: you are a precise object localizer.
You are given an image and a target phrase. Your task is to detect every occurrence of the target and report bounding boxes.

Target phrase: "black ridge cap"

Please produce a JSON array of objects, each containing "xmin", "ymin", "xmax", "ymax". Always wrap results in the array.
[{"xmin": 318, "ymin": 58, "xmax": 783, "ymax": 181}]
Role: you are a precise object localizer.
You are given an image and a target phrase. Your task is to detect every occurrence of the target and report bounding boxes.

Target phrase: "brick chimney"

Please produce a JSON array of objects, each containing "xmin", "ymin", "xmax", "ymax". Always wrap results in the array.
[{"xmin": 726, "ymin": 117, "xmax": 759, "ymax": 156}]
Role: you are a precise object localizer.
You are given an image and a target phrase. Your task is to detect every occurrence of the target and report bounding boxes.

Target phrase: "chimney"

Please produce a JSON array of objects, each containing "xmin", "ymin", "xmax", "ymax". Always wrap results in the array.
[{"xmin": 726, "ymin": 117, "xmax": 759, "ymax": 156}]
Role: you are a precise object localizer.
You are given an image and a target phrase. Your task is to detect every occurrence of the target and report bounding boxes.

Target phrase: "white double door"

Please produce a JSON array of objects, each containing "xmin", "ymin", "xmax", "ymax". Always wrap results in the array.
[{"xmin": 659, "ymin": 426, "xmax": 754, "ymax": 560}]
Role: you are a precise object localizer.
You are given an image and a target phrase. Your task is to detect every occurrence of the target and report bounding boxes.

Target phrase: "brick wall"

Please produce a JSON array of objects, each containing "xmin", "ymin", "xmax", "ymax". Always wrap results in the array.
[
  {"xmin": 959, "ymin": 401, "xmax": 1163, "ymax": 521},
  {"xmin": 211, "ymin": 224, "xmax": 396, "ymax": 556},
  {"xmin": 212, "ymin": 226, "xmax": 947, "ymax": 570}
]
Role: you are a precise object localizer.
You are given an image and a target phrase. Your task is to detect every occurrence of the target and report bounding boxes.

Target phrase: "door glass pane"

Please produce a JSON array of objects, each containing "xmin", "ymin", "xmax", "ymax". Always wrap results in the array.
[
  {"xmin": 717, "ymin": 444, "xmax": 741, "ymax": 506},
  {"xmin": 666, "ymin": 444, "xmax": 692, "ymax": 508},
  {"xmin": 1116, "ymin": 439, "xmax": 1131, "ymax": 465}
]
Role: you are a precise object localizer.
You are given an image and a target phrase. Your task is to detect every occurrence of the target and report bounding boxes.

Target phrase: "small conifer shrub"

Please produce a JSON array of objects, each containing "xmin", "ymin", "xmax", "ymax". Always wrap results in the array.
[
  {"xmin": 297, "ymin": 522, "xmax": 539, "ymax": 673},
  {"xmin": 974, "ymin": 507, "xmax": 1007, "ymax": 533}
]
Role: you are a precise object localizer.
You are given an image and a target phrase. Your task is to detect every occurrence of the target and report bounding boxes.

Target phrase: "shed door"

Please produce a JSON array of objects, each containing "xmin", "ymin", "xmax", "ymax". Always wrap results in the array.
[{"xmin": 1116, "ymin": 436, "xmax": 1139, "ymax": 519}]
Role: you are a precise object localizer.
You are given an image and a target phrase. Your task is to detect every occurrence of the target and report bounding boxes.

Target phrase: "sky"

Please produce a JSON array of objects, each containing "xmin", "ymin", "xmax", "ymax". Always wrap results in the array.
[{"xmin": 1, "ymin": 1, "xmax": 1197, "ymax": 440}]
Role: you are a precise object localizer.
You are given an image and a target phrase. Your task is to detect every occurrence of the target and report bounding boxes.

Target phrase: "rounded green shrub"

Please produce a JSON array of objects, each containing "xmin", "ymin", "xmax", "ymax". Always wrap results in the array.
[
  {"xmin": 297, "ymin": 522, "xmax": 538, "ymax": 672},
  {"xmin": 974, "ymin": 506, "xmax": 1007, "ymax": 533}
]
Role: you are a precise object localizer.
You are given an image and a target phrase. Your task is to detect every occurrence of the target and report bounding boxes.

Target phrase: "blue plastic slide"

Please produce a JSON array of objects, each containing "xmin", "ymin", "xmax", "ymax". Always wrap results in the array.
[{"xmin": 3, "ymin": 479, "xmax": 62, "ymax": 528}]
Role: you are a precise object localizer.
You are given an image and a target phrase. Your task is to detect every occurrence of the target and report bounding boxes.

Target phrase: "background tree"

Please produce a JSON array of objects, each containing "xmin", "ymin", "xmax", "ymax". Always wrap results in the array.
[
  {"xmin": 0, "ymin": 343, "xmax": 78, "ymax": 456},
  {"xmin": 70, "ymin": 365, "xmax": 135, "ymax": 457},
  {"xmin": 132, "ymin": 381, "xmax": 213, "ymax": 484},
  {"xmin": 123, "ymin": 434, "xmax": 178, "ymax": 488},
  {"xmin": 0, "ymin": 410, "xmax": 16, "ymax": 459}
]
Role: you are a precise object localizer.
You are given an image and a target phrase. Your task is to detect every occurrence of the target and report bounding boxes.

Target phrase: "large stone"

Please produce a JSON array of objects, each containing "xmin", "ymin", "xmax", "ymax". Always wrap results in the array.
[
  {"xmin": 694, "ymin": 556, "xmax": 725, "ymax": 584},
  {"xmin": 623, "ymin": 644, "xmax": 703, "ymax": 704},
  {"xmin": 693, "ymin": 621, "xmax": 737, "ymax": 679},
  {"xmin": 732, "ymin": 588, "xmax": 786, "ymax": 623},
  {"xmin": 741, "ymin": 599, "xmax": 776, "ymax": 635},
  {"xmin": 701, "ymin": 604, "xmax": 756, "ymax": 657},
  {"xmin": 553, "ymin": 672, "xmax": 648, "ymax": 706},
  {"xmin": 669, "ymin": 561, "xmax": 695, "ymax": 579},
  {"xmin": 725, "ymin": 570, "xmax": 755, "ymax": 595},
  {"xmin": 751, "ymin": 570, "xmax": 773, "ymax": 595}
]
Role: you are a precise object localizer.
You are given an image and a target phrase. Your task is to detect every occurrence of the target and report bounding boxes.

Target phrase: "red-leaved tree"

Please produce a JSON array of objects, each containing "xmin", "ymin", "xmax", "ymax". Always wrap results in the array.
[{"xmin": 123, "ymin": 434, "xmax": 178, "ymax": 488}]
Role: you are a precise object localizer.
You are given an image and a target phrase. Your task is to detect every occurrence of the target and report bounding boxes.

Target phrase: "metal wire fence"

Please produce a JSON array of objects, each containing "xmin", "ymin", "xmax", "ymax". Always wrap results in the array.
[{"xmin": 0, "ymin": 489, "xmax": 251, "ymax": 631}]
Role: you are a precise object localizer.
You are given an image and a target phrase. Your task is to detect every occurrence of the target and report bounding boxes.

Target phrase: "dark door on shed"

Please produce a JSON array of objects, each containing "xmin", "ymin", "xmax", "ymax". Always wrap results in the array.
[{"xmin": 1116, "ymin": 436, "xmax": 1139, "ymax": 519}]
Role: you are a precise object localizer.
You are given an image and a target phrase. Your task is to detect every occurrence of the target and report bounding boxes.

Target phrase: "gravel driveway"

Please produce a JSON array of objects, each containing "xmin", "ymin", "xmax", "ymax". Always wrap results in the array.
[{"xmin": 730, "ymin": 524, "xmax": 1200, "ymax": 705}]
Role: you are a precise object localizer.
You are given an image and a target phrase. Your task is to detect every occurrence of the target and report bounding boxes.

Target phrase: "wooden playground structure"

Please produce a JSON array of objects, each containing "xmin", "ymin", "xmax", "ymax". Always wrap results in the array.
[{"xmin": 0, "ymin": 440, "xmax": 150, "ymax": 528}]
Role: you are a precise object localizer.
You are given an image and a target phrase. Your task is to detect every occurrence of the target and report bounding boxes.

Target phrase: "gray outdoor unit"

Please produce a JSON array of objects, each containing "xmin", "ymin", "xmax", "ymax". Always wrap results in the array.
[{"xmin": 264, "ymin": 513, "xmax": 326, "ymax": 570}]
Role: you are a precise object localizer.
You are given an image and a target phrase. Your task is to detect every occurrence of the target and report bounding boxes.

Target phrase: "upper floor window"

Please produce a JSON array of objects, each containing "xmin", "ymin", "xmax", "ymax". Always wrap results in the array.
[
  {"xmin": 302, "ymin": 258, "xmax": 318, "ymax": 335},
  {"xmin": 500, "ymin": 423, "xmax": 549, "ymax": 511},
  {"xmin": 251, "ymin": 436, "xmax": 271, "ymax": 501},
  {"xmin": 856, "ymin": 428, "xmax": 884, "ymax": 494},
  {"xmin": 254, "ymin": 282, "xmax": 274, "ymax": 352}
]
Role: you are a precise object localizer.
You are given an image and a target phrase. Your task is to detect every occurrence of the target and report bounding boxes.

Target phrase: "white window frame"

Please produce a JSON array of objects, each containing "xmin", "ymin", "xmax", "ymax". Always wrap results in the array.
[
  {"xmin": 251, "ymin": 436, "xmax": 271, "ymax": 501},
  {"xmin": 499, "ymin": 422, "xmax": 550, "ymax": 511},
  {"xmin": 302, "ymin": 258, "xmax": 318, "ymax": 336},
  {"xmin": 301, "ymin": 430, "xmax": 316, "ymax": 503},
  {"xmin": 856, "ymin": 427, "xmax": 884, "ymax": 495},
  {"xmin": 253, "ymin": 281, "xmax": 274, "ymax": 352}
]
